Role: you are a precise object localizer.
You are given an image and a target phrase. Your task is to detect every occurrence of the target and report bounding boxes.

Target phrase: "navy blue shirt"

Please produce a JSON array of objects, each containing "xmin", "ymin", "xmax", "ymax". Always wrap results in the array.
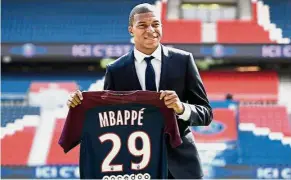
[{"xmin": 59, "ymin": 91, "xmax": 182, "ymax": 179}]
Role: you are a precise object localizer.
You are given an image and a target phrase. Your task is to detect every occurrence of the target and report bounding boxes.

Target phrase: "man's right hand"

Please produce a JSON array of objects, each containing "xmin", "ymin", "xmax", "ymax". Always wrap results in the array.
[{"xmin": 67, "ymin": 90, "xmax": 83, "ymax": 108}]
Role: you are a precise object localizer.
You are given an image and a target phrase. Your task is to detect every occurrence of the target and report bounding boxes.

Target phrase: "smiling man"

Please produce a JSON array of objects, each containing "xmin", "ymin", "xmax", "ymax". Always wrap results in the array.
[{"xmin": 67, "ymin": 3, "xmax": 213, "ymax": 179}]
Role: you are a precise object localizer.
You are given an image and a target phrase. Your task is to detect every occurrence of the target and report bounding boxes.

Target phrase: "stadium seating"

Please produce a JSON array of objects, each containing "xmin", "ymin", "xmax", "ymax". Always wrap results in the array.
[
  {"xmin": 238, "ymin": 105, "xmax": 291, "ymax": 164},
  {"xmin": 200, "ymin": 71, "xmax": 279, "ymax": 102},
  {"xmin": 1, "ymin": 127, "xmax": 37, "ymax": 165},
  {"xmin": 239, "ymin": 105, "xmax": 291, "ymax": 136},
  {"xmin": 1, "ymin": 106, "xmax": 40, "ymax": 165},
  {"xmin": 217, "ymin": 2, "xmax": 274, "ymax": 43},
  {"xmin": 1, "ymin": 114, "xmax": 40, "ymax": 165},
  {"xmin": 2, "ymin": 0, "xmax": 155, "ymax": 43},
  {"xmin": 217, "ymin": 20, "xmax": 274, "ymax": 43},
  {"xmin": 161, "ymin": 1, "xmax": 277, "ymax": 43},
  {"xmin": 238, "ymin": 131, "xmax": 291, "ymax": 164},
  {"xmin": 161, "ymin": 2, "xmax": 202, "ymax": 43},
  {"xmin": 1, "ymin": 106, "xmax": 40, "ymax": 127},
  {"xmin": 4, "ymin": 0, "xmax": 288, "ymax": 43},
  {"xmin": 1, "ymin": 73, "xmax": 102, "ymax": 95},
  {"xmin": 263, "ymin": 0, "xmax": 291, "ymax": 38}
]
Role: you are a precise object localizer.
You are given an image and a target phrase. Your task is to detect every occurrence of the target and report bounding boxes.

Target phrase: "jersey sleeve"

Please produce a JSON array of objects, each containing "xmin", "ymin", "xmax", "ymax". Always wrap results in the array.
[
  {"xmin": 161, "ymin": 108, "xmax": 183, "ymax": 148},
  {"xmin": 58, "ymin": 102, "xmax": 86, "ymax": 153}
]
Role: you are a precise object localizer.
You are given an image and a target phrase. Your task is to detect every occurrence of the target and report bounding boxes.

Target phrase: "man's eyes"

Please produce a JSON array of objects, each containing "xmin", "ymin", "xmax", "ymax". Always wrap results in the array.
[{"xmin": 138, "ymin": 24, "xmax": 160, "ymax": 28}]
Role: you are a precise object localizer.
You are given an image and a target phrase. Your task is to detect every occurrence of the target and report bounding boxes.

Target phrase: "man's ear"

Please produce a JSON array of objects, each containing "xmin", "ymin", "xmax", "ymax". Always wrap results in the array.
[{"xmin": 128, "ymin": 26, "xmax": 133, "ymax": 36}]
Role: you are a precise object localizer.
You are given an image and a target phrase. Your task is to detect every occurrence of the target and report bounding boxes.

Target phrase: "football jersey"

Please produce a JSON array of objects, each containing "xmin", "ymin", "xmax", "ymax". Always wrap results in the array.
[{"xmin": 59, "ymin": 90, "xmax": 182, "ymax": 179}]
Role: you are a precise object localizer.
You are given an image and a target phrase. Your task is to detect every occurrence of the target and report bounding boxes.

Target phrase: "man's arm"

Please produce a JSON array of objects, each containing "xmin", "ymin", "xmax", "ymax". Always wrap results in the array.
[
  {"xmin": 184, "ymin": 53, "xmax": 213, "ymax": 126},
  {"xmin": 103, "ymin": 65, "xmax": 115, "ymax": 90}
]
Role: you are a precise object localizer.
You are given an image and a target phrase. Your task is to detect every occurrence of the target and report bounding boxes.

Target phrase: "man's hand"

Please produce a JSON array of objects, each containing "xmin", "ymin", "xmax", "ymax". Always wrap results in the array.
[
  {"xmin": 160, "ymin": 90, "xmax": 184, "ymax": 114},
  {"xmin": 67, "ymin": 90, "xmax": 83, "ymax": 108}
]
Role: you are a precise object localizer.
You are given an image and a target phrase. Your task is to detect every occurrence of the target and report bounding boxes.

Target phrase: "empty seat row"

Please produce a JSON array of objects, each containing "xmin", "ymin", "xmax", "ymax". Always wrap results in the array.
[
  {"xmin": 1, "ymin": 106, "xmax": 40, "ymax": 127},
  {"xmin": 200, "ymin": 71, "xmax": 279, "ymax": 102},
  {"xmin": 4, "ymin": 0, "xmax": 288, "ymax": 43}
]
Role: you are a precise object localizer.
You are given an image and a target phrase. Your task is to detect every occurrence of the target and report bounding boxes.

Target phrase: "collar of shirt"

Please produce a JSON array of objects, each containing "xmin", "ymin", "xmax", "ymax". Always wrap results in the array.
[{"xmin": 134, "ymin": 44, "xmax": 162, "ymax": 63}]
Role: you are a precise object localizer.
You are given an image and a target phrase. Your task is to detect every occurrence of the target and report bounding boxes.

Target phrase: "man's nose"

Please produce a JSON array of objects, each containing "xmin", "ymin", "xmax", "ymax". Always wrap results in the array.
[{"xmin": 146, "ymin": 25, "xmax": 155, "ymax": 32}]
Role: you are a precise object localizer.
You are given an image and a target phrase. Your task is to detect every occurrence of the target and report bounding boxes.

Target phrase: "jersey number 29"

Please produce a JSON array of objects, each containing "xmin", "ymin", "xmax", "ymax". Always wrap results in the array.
[{"xmin": 99, "ymin": 131, "xmax": 151, "ymax": 172}]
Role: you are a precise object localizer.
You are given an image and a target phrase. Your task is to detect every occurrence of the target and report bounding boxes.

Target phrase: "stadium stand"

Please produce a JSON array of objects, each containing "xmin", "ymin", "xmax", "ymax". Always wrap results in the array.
[
  {"xmin": 1, "ymin": 106, "xmax": 40, "ymax": 127},
  {"xmin": 217, "ymin": 1, "xmax": 274, "ymax": 43},
  {"xmin": 2, "ymin": 0, "xmax": 290, "ymax": 43},
  {"xmin": 239, "ymin": 105, "xmax": 291, "ymax": 136},
  {"xmin": 2, "ymin": 0, "xmax": 156, "ymax": 43},
  {"xmin": 163, "ymin": 0, "xmax": 290, "ymax": 43},
  {"xmin": 263, "ymin": 0, "xmax": 291, "ymax": 38},
  {"xmin": 238, "ymin": 105, "xmax": 291, "ymax": 164},
  {"xmin": 1, "ymin": 114, "xmax": 40, "ymax": 165},
  {"xmin": 200, "ymin": 71, "xmax": 279, "ymax": 102},
  {"xmin": 1, "ymin": 73, "xmax": 100, "ymax": 95},
  {"xmin": 161, "ymin": 2, "xmax": 202, "ymax": 43}
]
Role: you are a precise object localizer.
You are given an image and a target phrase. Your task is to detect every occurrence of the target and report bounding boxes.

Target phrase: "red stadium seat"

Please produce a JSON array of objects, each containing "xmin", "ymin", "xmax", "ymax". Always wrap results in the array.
[
  {"xmin": 161, "ymin": 2, "xmax": 201, "ymax": 43},
  {"xmin": 217, "ymin": 2, "xmax": 275, "ymax": 43},
  {"xmin": 161, "ymin": 1, "xmax": 275, "ymax": 44},
  {"xmin": 46, "ymin": 119, "xmax": 79, "ymax": 165},
  {"xmin": 217, "ymin": 20, "xmax": 274, "ymax": 43},
  {"xmin": 200, "ymin": 71, "xmax": 279, "ymax": 102},
  {"xmin": 239, "ymin": 106, "xmax": 291, "ymax": 136},
  {"xmin": 1, "ymin": 127, "xmax": 36, "ymax": 165},
  {"xmin": 29, "ymin": 82, "xmax": 78, "ymax": 93}
]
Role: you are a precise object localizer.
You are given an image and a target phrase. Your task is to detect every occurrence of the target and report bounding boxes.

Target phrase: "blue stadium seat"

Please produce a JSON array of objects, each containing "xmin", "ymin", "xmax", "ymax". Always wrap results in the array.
[
  {"xmin": 263, "ymin": 0, "xmax": 291, "ymax": 38},
  {"xmin": 238, "ymin": 131, "xmax": 291, "ymax": 164},
  {"xmin": 1, "ymin": 106, "xmax": 40, "ymax": 127},
  {"xmin": 1, "ymin": 73, "xmax": 103, "ymax": 95},
  {"xmin": 216, "ymin": 148, "xmax": 239, "ymax": 164},
  {"xmin": 2, "ymin": 0, "xmax": 156, "ymax": 42}
]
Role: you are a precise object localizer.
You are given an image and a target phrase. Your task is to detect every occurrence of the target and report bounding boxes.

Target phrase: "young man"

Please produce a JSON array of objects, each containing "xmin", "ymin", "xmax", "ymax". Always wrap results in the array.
[{"xmin": 67, "ymin": 3, "xmax": 213, "ymax": 179}]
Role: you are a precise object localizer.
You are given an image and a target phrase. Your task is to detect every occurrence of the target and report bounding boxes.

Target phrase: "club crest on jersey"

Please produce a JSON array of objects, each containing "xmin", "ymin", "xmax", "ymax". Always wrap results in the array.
[{"xmin": 191, "ymin": 120, "xmax": 225, "ymax": 135}]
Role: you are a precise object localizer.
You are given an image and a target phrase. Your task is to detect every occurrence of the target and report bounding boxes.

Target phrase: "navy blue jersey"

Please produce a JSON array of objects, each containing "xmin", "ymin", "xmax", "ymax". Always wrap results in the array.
[{"xmin": 59, "ymin": 91, "xmax": 182, "ymax": 179}]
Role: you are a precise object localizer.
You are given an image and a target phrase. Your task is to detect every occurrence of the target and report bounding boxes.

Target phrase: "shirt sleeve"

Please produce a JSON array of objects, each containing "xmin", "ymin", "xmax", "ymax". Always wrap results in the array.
[
  {"xmin": 58, "ymin": 105, "xmax": 85, "ymax": 153},
  {"xmin": 177, "ymin": 103, "xmax": 192, "ymax": 121}
]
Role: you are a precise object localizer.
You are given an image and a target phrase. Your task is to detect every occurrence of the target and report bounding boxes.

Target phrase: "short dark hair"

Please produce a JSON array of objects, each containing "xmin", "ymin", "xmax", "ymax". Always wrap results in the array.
[
  {"xmin": 129, "ymin": 3, "xmax": 158, "ymax": 26},
  {"xmin": 225, "ymin": 93, "xmax": 233, "ymax": 100}
]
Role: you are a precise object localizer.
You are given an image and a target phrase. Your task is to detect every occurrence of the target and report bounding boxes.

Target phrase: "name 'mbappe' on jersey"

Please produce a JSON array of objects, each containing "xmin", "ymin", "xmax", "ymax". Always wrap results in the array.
[
  {"xmin": 59, "ymin": 91, "xmax": 182, "ymax": 179},
  {"xmin": 98, "ymin": 108, "xmax": 145, "ymax": 127}
]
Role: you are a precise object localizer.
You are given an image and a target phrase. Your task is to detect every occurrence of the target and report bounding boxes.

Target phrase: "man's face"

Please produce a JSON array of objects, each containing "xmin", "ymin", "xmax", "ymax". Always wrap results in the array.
[{"xmin": 129, "ymin": 12, "xmax": 162, "ymax": 51}]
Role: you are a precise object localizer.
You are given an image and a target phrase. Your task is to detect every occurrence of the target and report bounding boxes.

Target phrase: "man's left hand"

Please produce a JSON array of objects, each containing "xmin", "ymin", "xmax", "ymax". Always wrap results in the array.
[{"xmin": 160, "ymin": 90, "xmax": 184, "ymax": 114}]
